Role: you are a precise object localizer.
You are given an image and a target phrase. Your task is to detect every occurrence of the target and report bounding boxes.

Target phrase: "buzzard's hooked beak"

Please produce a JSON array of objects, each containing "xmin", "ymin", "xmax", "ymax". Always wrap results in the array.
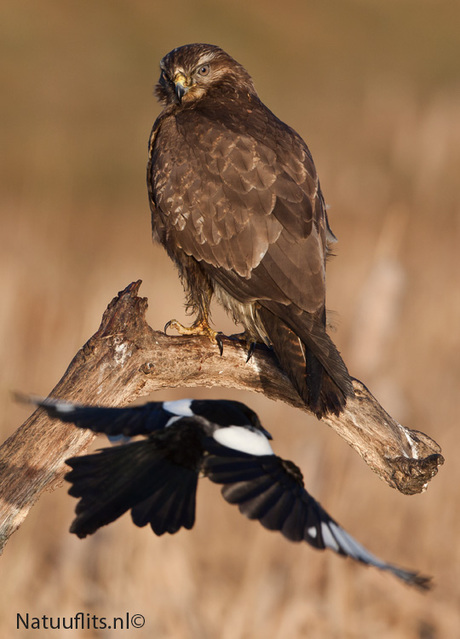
[{"xmin": 174, "ymin": 72, "xmax": 189, "ymax": 103}]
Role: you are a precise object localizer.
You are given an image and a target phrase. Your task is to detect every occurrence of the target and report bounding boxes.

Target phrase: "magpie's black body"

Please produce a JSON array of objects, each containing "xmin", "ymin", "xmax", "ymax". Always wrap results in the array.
[{"xmin": 31, "ymin": 396, "xmax": 430, "ymax": 590}]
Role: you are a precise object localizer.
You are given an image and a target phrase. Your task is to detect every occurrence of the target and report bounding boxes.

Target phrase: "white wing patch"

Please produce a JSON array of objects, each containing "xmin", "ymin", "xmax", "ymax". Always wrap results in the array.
[
  {"xmin": 321, "ymin": 521, "xmax": 389, "ymax": 570},
  {"xmin": 320, "ymin": 522, "xmax": 340, "ymax": 552},
  {"xmin": 163, "ymin": 399, "xmax": 194, "ymax": 417},
  {"xmin": 328, "ymin": 522, "xmax": 386, "ymax": 568},
  {"xmin": 307, "ymin": 526, "xmax": 318, "ymax": 539},
  {"xmin": 165, "ymin": 415, "xmax": 182, "ymax": 428},
  {"xmin": 213, "ymin": 426, "xmax": 274, "ymax": 456},
  {"xmin": 38, "ymin": 397, "xmax": 78, "ymax": 413}
]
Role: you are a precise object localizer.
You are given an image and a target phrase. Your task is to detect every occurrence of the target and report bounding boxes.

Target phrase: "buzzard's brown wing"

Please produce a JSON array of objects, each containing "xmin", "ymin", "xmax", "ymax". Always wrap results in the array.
[
  {"xmin": 148, "ymin": 97, "xmax": 353, "ymax": 414},
  {"xmin": 149, "ymin": 99, "xmax": 326, "ymax": 313}
]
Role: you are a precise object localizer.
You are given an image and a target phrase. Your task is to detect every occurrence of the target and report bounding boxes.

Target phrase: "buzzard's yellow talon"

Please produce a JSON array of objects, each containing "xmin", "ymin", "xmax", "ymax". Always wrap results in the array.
[{"xmin": 164, "ymin": 318, "xmax": 223, "ymax": 354}]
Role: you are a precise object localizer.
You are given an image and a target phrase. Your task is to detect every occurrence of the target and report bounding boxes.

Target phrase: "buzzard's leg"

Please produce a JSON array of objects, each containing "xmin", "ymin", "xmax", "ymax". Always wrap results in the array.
[
  {"xmin": 164, "ymin": 267, "xmax": 224, "ymax": 353},
  {"xmin": 164, "ymin": 316, "xmax": 224, "ymax": 356}
]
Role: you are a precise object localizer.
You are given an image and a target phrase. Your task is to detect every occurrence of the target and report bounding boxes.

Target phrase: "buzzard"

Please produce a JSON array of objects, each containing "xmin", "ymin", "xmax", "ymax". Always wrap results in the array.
[
  {"xmin": 147, "ymin": 44, "xmax": 354, "ymax": 417},
  {"xmin": 31, "ymin": 396, "xmax": 429, "ymax": 589}
]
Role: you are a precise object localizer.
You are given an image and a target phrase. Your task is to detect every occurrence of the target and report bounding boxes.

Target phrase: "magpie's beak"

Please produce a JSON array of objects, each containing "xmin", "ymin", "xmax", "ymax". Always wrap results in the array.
[{"xmin": 174, "ymin": 72, "xmax": 189, "ymax": 103}]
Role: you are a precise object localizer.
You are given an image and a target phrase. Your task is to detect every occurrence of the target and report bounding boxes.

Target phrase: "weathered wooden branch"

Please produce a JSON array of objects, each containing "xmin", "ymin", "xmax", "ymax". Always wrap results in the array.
[{"xmin": 0, "ymin": 281, "xmax": 443, "ymax": 554}]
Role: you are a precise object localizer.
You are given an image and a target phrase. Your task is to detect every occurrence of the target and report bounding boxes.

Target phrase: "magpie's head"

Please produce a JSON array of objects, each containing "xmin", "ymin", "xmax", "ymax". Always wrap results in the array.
[{"xmin": 187, "ymin": 399, "xmax": 272, "ymax": 439}]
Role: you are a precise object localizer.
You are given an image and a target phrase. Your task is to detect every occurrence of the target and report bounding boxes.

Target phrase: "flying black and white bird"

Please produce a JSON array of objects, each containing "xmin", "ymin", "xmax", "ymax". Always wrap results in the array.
[{"xmin": 29, "ymin": 396, "xmax": 430, "ymax": 589}]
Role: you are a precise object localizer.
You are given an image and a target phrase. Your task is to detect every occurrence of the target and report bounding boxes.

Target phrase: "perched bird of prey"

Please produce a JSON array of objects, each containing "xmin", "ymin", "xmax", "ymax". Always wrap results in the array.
[
  {"xmin": 147, "ymin": 43, "xmax": 355, "ymax": 418},
  {"xmin": 31, "ymin": 396, "xmax": 429, "ymax": 589}
]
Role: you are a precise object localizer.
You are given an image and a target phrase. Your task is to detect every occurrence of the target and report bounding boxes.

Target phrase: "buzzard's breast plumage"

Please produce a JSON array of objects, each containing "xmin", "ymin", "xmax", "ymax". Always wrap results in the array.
[{"xmin": 148, "ymin": 43, "xmax": 354, "ymax": 417}]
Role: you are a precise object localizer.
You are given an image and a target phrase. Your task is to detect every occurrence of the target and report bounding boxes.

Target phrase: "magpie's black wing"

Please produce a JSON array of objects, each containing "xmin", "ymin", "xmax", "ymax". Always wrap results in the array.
[
  {"xmin": 66, "ymin": 431, "xmax": 200, "ymax": 538},
  {"xmin": 26, "ymin": 396, "xmax": 182, "ymax": 437},
  {"xmin": 204, "ymin": 444, "xmax": 431, "ymax": 589},
  {"xmin": 24, "ymin": 396, "xmax": 269, "ymax": 440},
  {"xmin": 131, "ymin": 470, "xmax": 197, "ymax": 536}
]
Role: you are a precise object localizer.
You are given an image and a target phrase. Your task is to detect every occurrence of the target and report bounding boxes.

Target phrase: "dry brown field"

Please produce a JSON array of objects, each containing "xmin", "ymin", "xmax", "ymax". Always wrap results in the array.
[{"xmin": 1, "ymin": 1, "xmax": 459, "ymax": 637}]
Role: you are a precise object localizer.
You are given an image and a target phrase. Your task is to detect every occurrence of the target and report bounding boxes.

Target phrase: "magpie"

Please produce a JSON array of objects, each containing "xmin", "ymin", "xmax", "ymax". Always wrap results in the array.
[{"xmin": 26, "ymin": 395, "xmax": 430, "ymax": 589}]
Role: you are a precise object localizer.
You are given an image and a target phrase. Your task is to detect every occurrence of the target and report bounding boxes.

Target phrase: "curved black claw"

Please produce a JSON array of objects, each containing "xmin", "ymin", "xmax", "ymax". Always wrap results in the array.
[
  {"xmin": 164, "ymin": 320, "xmax": 173, "ymax": 335},
  {"xmin": 216, "ymin": 332, "xmax": 224, "ymax": 357},
  {"xmin": 246, "ymin": 342, "xmax": 257, "ymax": 363}
]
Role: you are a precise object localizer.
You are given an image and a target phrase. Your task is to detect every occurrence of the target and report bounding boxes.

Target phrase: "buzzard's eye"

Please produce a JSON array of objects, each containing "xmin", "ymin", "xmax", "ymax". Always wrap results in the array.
[
  {"xmin": 160, "ymin": 70, "xmax": 168, "ymax": 83},
  {"xmin": 197, "ymin": 64, "xmax": 210, "ymax": 77}
]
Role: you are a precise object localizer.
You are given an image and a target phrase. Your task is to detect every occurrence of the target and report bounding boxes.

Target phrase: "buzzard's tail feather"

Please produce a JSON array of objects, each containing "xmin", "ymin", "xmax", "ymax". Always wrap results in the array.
[
  {"xmin": 258, "ymin": 308, "xmax": 353, "ymax": 418},
  {"xmin": 304, "ymin": 345, "xmax": 324, "ymax": 412},
  {"xmin": 65, "ymin": 440, "xmax": 198, "ymax": 538}
]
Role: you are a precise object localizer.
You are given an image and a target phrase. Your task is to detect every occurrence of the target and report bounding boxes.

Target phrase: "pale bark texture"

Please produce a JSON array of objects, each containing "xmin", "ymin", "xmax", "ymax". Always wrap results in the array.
[{"xmin": 0, "ymin": 281, "xmax": 443, "ymax": 554}]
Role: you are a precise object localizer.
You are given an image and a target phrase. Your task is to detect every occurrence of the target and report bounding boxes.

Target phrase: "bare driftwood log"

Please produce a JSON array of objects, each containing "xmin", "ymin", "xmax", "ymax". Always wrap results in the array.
[{"xmin": 0, "ymin": 281, "xmax": 443, "ymax": 554}]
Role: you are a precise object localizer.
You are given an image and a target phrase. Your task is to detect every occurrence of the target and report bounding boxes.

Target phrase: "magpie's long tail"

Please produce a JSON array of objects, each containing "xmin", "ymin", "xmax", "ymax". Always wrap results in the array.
[{"xmin": 66, "ymin": 440, "xmax": 198, "ymax": 538}]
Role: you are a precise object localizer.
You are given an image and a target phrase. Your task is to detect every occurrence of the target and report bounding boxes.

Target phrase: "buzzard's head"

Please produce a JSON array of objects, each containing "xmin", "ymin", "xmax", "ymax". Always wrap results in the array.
[{"xmin": 155, "ymin": 43, "xmax": 256, "ymax": 106}]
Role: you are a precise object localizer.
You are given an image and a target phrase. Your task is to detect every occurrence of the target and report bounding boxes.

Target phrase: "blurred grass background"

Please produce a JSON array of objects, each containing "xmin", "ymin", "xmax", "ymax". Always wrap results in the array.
[{"xmin": 1, "ymin": 0, "xmax": 459, "ymax": 637}]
